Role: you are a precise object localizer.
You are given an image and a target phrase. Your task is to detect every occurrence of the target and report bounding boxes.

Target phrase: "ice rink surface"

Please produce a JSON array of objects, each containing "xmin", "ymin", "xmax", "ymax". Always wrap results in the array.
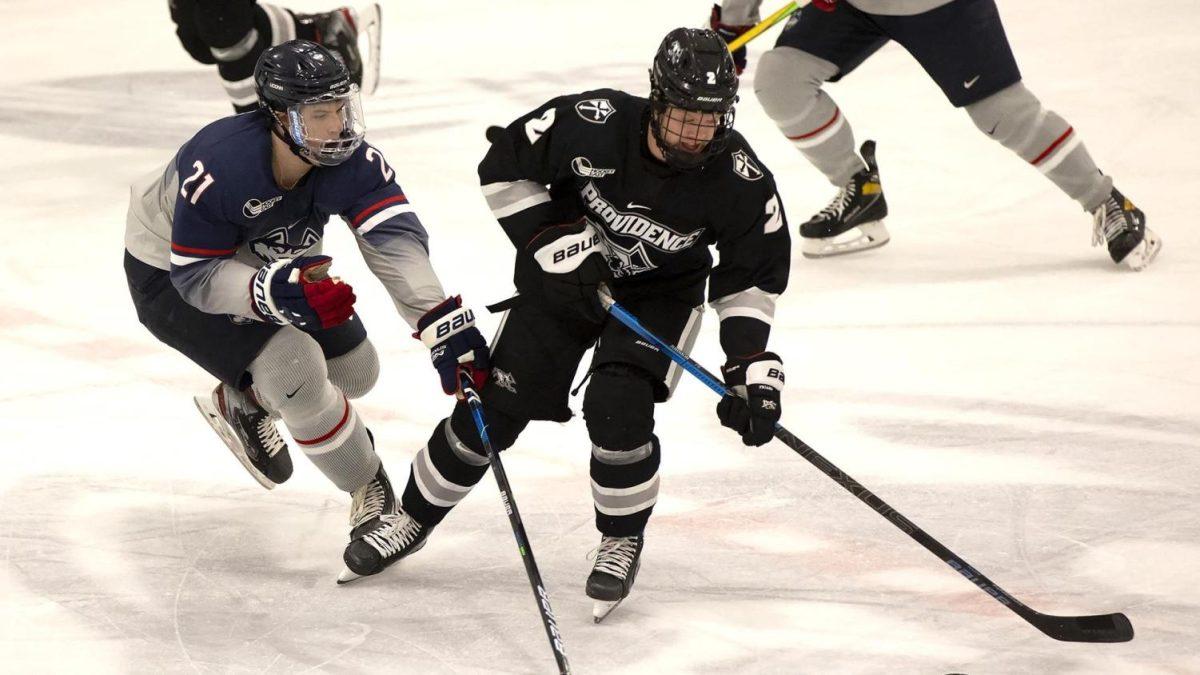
[{"xmin": 2, "ymin": 0, "xmax": 1199, "ymax": 672}]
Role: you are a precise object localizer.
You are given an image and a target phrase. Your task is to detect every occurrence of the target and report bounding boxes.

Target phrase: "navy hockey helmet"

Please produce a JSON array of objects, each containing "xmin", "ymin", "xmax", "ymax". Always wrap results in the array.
[
  {"xmin": 254, "ymin": 39, "xmax": 365, "ymax": 166},
  {"xmin": 648, "ymin": 28, "xmax": 739, "ymax": 169}
]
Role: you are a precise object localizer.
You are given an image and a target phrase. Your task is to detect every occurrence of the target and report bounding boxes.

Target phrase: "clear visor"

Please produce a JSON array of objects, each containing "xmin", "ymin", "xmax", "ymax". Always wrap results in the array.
[{"xmin": 285, "ymin": 85, "xmax": 366, "ymax": 166}]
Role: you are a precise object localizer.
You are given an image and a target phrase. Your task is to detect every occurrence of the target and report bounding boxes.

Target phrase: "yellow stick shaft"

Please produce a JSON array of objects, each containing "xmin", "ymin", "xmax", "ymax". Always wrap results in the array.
[{"xmin": 726, "ymin": 1, "xmax": 804, "ymax": 53}]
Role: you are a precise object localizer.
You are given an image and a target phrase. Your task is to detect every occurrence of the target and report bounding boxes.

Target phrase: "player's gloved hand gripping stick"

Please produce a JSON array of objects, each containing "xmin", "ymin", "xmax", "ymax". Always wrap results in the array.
[{"xmin": 595, "ymin": 287, "xmax": 1133, "ymax": 644}]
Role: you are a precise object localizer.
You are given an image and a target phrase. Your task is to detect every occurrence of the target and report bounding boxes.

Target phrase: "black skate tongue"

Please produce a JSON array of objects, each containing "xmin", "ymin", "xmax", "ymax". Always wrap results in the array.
[{"xmin": 860, "ymin": 140, "xmax": 878, "ymax": 172}]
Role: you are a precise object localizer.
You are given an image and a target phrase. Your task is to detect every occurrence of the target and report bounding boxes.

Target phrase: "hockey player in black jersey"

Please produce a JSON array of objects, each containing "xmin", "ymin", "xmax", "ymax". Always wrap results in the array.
[
  {"xmin": 168, "ymin": 0, "xmax": 381, "ymax": 111},
  {"xmin": 343, "ymin": 28, "xmax": 792, "ymax": 618},
  {"xmin": 124, "ymin": 41, "xmax": 488, "ymax": 573}
]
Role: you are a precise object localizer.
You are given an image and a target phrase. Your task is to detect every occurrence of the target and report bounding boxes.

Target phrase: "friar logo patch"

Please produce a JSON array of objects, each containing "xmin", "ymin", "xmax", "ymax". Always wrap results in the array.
[
  {"xmin": 732, "ymin": 149, "xmax": 763, "ymax": 182},
  {"xmin": 574, "ymin": 98, "xmax": 616, "ymax": 124}
]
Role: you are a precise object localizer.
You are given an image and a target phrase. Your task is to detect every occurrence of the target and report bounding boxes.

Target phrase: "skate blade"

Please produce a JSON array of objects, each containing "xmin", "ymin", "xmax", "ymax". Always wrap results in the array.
[
  {"xmin": 337, "ymin": 567, "xmax": 363, "ymax": 585},
  {"xmin": 356, "ymin": 3, "xmax": 382, "ymax": 95},
  {"xmin": 193, "ymin": 395, "xmax": 277, "ymax": 490},
  {"xmin": 1122, "ymin": 228, "xmax": 1162, "ymax": 271},
  {"xmin": 592, "ymin": 598, "xmax": 624, "ymax": 623},
  {"xmin": 801, "ymin": 220, "xmax": 890, "ymax": 258}
]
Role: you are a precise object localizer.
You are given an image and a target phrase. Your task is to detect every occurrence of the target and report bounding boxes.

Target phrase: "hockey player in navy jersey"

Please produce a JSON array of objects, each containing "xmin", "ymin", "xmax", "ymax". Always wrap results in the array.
[
  {"xmin": 714, "ymin": 0, "xmax": 1160, "ymax": 270},
  {"xmin": 123, "ymin": 40, "xmax": 488, "ymax": 567},
  {"xmin": 169, "ymin": 0, "xmax": 381, "ymax": 111},
  {"xmin": 339, "ymin": 29, "xmax": 792, "ymax": 617}
]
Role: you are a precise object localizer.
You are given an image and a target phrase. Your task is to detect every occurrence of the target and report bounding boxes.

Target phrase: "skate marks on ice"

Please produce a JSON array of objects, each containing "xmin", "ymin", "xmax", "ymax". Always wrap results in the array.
[
  {"xmin": 0, "ymin": 63, "xmax": 645, "ymax": 150},
  {"xmin": 0, "ymin": 474, "xmax": 530, "ymax": 672}
]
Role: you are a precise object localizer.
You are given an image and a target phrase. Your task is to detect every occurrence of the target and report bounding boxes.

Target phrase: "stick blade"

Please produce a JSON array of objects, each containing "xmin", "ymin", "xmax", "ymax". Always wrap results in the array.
[{"xmin": 1034, "ymin": 611, "xmax": 1134, "ymax": 643}]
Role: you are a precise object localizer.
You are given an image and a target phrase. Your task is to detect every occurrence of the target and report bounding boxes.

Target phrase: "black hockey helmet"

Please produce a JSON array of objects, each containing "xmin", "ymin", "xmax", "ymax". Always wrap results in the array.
[
  {"xmin": 648, "ymin": 28, "xmax": 739, "ymax": 169},
  {"xmin": 254, "ymin": 39, "xmax": 365, "ymax": 166}
]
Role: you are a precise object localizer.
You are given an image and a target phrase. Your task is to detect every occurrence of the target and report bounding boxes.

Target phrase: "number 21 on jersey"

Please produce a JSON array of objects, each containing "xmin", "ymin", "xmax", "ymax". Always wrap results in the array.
[{"xmin": 180, "ymin": 160, "xmax": 215, "ymax": 205}]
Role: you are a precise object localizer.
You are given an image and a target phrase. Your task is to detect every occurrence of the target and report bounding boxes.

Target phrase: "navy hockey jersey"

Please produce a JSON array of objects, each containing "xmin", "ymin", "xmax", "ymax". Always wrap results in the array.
[{"xmin": 125, "ymin": 113, "xmax": 445, "ymax": 325}]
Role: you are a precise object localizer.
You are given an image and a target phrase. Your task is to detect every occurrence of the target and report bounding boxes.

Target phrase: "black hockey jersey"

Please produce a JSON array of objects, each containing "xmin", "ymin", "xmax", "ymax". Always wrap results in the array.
[{"xmin": 478, "ymin": 88, "xmax": 790, "ymax": 357}]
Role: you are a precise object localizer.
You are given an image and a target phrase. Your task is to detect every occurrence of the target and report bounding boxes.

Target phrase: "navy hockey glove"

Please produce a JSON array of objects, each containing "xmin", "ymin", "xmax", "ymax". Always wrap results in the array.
[
  {"xmin": 251, "ymin": 255, "xmax": 356, "ymax": 330},
  {"xmin": 710, "ymin": 5, "xmax": 752, "ymax": 74},
  {"xmin": 415, "ymin": 296, "xmax": 490, "ymax": 397},
  {"xmin": 716, "ymin": 352, "xmax": 784, "ymax": 446},
  {"xmin": 528, "ymin": 219, "xmax": 612, "ymax": 323}
]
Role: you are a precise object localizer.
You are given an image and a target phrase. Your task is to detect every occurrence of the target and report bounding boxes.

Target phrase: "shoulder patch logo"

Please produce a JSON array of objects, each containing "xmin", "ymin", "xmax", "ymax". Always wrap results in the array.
[
  {"xmin": 571, "ymin": 156, "xmax": 616, "ymax": 179},
  {"xmin": 243, "ymin": 195, "xmax": 283, "ymax": 219},
  {"xmin": 575, "ymin": 98, "xmax": 616, "ymax": 124},
  {"xmin": 732, "ymin": 149, "xmax": 764, "ymax": 182}
]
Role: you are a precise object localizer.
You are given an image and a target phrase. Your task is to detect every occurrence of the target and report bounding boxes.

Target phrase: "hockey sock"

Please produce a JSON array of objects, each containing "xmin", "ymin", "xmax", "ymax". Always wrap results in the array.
[
  {"xmin": 248, "ymin": 329, "xmax": 379, "ymax": 492},
  {"xmin": 967, "ymin": 82, "xmax": 1112, "ymax": 212},
  {"xmin": 591, "ymin": 437, "xmax": 661, "ymax": 537},
  {"xmin": 400, "ymin": 416, "xmax": 491, "ymax": 527},
  {"xmin": 756, "ymin": 46, "xmax": 866, "ymax": 186}
]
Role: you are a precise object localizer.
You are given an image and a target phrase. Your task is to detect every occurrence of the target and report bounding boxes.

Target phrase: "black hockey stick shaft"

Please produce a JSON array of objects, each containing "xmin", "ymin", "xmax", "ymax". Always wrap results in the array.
[
  {"xmin": 599, "ymin": 292, "xmax": 1133, "ymax": 643},
  {"xmin": 460, "ymin": 374, "xmax": 572, "ymax": 674}
]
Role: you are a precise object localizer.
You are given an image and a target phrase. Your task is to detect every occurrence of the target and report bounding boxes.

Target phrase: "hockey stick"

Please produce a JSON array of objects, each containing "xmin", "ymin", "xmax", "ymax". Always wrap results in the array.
[
  {"xmin": 726, "ymin": 1, "xmax": 805, "ymax": 53},
  {"xmin": 595, "ymin": 289, "xmax": 1134, "ymax": 643},
  {"xmin": 459, "ymin": 373, "xmax": 572, "ymax": 674}
]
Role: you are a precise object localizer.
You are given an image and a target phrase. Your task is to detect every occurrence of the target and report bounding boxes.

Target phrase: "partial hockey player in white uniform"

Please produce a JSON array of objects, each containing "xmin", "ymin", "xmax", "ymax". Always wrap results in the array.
[
  {"xmin": 713, "ymin": 0, "xmax": 1161, "ymax": 269},
  {"xmin": 123, "ymin": 41, "xmax": 488, "ymax": 569},
  {"xmin": 169, "ymin": 0, "xmax": 382, "ymax": 111}
]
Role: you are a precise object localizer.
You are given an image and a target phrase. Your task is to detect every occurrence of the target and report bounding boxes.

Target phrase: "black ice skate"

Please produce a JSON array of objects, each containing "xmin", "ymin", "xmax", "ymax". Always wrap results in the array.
[
  {"xmin": 338, "ymin": 507, "xmax": 431, "ymax": 584},
  {"xmin": 295, "ymin": 4, "xmax": 382, "ymax": 95},
  {"xmin": 800, "ymin": 140, "xmax": 890, "ymax": 258},
  {"xmin": 194, "ymin": 383, "xmax": 292, "ymax": 489},
  {"xmin": 1091, "ymin": 187, "xmax": 1161, "ymax": 270},
  {"xmin": 347, "ymin": 460, "xmax": 396, "ymax": 540},
  {"xmin": 586, "ymin": 535, "xmax": 644, "ymax": 623}
]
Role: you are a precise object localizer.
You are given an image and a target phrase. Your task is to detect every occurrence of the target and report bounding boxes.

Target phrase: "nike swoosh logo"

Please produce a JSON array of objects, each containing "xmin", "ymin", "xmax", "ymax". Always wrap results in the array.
[
  {"xmin": 963, "ymin": 75, "xmax": 981, "ymax": 89},
  {"xmin": 987, "ymin": 122, "xmax": 999, "ymax": 136},
  {"xmin": 626, "ymin": 202, "xmax": 651, "ymax": 211},
  {"xmin": 285, "ymin": 384, "xmax": 304, "ymax": 399}
]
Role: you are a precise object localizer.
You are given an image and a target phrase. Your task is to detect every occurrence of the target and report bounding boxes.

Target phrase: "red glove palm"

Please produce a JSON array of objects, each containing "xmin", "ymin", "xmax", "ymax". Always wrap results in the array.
[{"xmin": 251, "ymin": 255, "xmax": 356, "ymax": 330}]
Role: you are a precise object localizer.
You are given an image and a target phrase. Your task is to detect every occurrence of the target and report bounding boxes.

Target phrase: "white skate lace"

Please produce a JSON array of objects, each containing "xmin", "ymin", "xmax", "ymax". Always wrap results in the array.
[
  {"xmin": 817, "ymin": 183, "xmax": 856, "ymax": 222},
  {"xmin": 349, "ymin": 478, "xmax": 388, "ymax": 528},
  {"xmin": 362, "ymin": 513, "xmax": 422, "ymax": 557},
  {"xmin": 1091, "ymin": 198, "xmax": 1127, "ymax": 246},
  {"xmin": 256, "ymin": 417, "xmax": 287, "ymax": 458},
  {"xmin": 589, "ymin": 536, "xmax": 640, "ymax": 580}
]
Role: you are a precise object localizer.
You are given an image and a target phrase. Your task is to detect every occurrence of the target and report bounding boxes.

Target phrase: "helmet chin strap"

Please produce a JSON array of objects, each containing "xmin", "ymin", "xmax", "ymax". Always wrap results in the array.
[{"xmin": 267, "ymin": 115, "xmax": 319, "ymax": 166}]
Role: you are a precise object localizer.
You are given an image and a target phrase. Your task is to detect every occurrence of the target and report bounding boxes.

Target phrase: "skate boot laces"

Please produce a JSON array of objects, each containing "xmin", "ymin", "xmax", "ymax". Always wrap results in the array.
[
  {"xmin": 1092, "ymin": 195, "xmax": 1135, "ymax": 247},
  {"xmin": 589, "ymin": 536, "xmax": 641, "ymax": 579},
  {"xmin": 221, "ymin": 384, "xmax": 284, "ymax": 455},
  {"xmin": 349, "ymin": 477, "xmax": 389, "ymax": 529},
  {"xmin": 362, "ymin": 512, "xmax": 422, "ymax": 558},
  {"xmin": 817, "ymin": 183, "xmax": 857, "ymax": 222},
  {"xmin": 256, "ymin": 417, "xmax": 286, "ymax": 458}
]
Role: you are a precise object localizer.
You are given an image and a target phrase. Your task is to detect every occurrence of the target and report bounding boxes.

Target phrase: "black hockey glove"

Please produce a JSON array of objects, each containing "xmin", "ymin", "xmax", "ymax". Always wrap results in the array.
[
  {"xmin": 527, "ymin": 219, "xmax": 612, "ymax": 323},
  {"xmin": 716, "ymin": 352, "xmax": 784, "ymax": 446}
]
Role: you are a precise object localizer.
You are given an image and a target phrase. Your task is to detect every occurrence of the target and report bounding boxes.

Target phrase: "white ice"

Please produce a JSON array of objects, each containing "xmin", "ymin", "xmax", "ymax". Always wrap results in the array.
[{"xmin": 2, "ymin": 1, "xmax": 1198, "ymax": 672}]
